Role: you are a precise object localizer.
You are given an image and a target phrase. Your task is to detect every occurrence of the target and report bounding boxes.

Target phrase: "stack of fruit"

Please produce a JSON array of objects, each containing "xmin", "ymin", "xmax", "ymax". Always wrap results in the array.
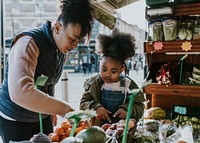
[
  {"xmin": 144, "ymin": 107, "xmax": 166, "ymax": 120},
  {"xmin": 172, "ymin": 115, "xmax": 200, "ymax": 140},
  {"xmin": 48, "ymin": 120, "xmax": 89, "ymax": 142},
  {"xmin": 101, "ymin": 119, "xmax": 136, "ymax": 143}
]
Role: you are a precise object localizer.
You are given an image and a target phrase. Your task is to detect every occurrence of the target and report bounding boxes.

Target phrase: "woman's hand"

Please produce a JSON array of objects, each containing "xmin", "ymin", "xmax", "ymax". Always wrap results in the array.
[
  {"xmin": 113, "ymin": 108, "xmax": 127, "ymax": 119},
  {"xmin": 51, "ymin": 115, "xmax": 57, "ymax": 127},
  {"xmin": 96, "ymin": 106, "xmax": 112, "ymax": 123}
]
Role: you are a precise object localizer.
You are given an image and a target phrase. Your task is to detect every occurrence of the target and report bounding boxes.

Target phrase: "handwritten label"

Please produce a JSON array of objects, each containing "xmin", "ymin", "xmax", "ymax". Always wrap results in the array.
[{"xmin": 174, "ymin": 106, "xmax": 187, "ymax": 115}]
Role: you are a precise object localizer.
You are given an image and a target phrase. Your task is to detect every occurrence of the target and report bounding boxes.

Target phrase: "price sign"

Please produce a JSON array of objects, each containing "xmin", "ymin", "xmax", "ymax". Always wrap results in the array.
[
  {"xmin": 153, "ymin": 42, "xmax": 163, "ymax": 50},
  {"xmin": 174, "ymin": 106, "xmax": 187, "ymax": 115}
]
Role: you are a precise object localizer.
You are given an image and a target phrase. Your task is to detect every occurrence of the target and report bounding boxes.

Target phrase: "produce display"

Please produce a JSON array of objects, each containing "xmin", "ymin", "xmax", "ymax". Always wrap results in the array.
[
  {"xmin": 162, "ymin": 18, "xmax": 177, "ymax": 41},
  {"xmin": 101, "ymin": 119, "xmax": 136, "ymax": 143},
  {"xmin": 189, "ymin": 67, "xmax": 200, "ymax": 84},
  {"xmin": 78, "ymin": 126, "xmax": 107, "ymax": 143},
  {"xmin": 41, "ymin": 106, "xmax": 200, "ymax": 143},
  {"xmin": 48, "ymin": 119, "xmax": 89, "ymax": 142},
  {"xmin": 172, "ymin": 115, "xmax": 200, "ymax": 141},
  {"xmin": 144, "ymin": 107, "xmax": 166, "ymax": 120},
  {"xmin": 148, "ymin": 15, "xmax": 200, "ymax": 42},
  {"xmin": 178, "ymin": 26, "xmax": 193, "ymax": 40},
  {"xmin": 132, "ymin": 118, "xmax": 199, "ymax": 142},
  {"xmin": 144, "ymin": 1, "xmax": 200, "ymax": 143},
  {"xmin": 148, "ymin": 20, "xmax": 163, "ymax": 41},
  {"xmin": 30, "ymin": 133, "xmax": 51, "ymax": 143},
  {"xmin": 48, "ymin": 118, "xmax": 136, "ymax": 143}
]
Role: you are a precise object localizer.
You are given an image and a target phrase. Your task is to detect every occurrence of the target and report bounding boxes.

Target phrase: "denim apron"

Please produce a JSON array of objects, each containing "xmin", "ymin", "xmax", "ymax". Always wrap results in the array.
[{"xmin": 101, "ymin": 76, "xmax": 126, "ymax": 123}]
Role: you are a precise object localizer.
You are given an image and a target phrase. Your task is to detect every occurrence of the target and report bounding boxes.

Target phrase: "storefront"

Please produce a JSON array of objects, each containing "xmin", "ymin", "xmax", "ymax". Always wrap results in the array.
[{"xmin": 64, "ymin": 40, "xmax": 100, "ymax": 73}]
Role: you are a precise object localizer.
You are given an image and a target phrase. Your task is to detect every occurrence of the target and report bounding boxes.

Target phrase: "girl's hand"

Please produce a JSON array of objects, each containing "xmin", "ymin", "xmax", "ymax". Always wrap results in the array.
[
  {"xmin": 96, "ymin": 106, "xmax": 112, "ymax": 123},
  {"xmin": 113, "ymin": 108, "xmax": 127, "ymax": 119},
  {"xmin": 51, "ymin": 114, "xmax": 57, "ymax": 127}
]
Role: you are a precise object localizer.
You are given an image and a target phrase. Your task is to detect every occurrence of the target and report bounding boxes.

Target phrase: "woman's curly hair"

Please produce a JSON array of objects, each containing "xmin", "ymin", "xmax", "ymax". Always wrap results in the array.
[
  {"xmin": 56, "ymin": 0, "xmax": 94, "ymax": 38},
  {"xmin": 96, "ymin": 28, "xmax": 136, "ymax": 64}
]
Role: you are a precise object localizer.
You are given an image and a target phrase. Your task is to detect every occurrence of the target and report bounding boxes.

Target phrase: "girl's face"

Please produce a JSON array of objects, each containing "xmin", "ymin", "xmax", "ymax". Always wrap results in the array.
[
  {"xmin": 100, "ymin": 56, "xmax": 124, "ymax": 83},
  {"xmin": 53, "ymin": 22, "xmax": 82, "ymax": 55}
]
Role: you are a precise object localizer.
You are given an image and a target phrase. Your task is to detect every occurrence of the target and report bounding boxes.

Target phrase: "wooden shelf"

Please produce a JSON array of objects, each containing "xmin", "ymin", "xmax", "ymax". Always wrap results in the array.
[
  {"xmin": 145, "ymin": 2, "xmax": 200, "ymax": 20},
  {"xmin": 144, "ymin": 2, "xmax": 200, "ymax": 110},
  {"xmin": 175, "ymin": 2, "xmax": 200, "ymax": 16},
  {"xmin": 144, "ymin": 40, "xmax": 200, "ymax": 53},
  {"xmin": 143, "ymin": 83, "xmax": 200, "ymax": 98}
]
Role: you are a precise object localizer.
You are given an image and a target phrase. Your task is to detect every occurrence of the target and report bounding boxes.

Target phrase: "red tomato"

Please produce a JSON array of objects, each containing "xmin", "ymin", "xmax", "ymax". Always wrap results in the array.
[
  {"xmin": 49, "ymin": 133, "xmax": 60, "ymax": 142},
  {"xmin": 60, "ymin": 133, "xmax": 67, "ymax": 141},
  {"xmin": 61, "ymin": 121, "xmax": 72, "ymax": 129},
  {"xmin": 55, "ymin": 127, "xmax": 64, "ymax": 136},
  {"xmin": 65, "ymin": 127, "xmax": 72, "ymax": 137}
]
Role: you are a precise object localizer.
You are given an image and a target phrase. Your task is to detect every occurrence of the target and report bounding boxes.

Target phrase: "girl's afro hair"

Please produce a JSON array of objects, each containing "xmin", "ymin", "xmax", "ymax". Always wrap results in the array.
[{"xmin": 96, "ymin": 27, "xmax": 136, "ymax": 63}]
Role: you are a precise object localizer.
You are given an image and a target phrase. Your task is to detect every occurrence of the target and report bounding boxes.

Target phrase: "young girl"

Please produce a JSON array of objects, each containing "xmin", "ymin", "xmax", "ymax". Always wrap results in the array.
[{"xmin": 80, "ymin": 28, "xmax": 145, "ymax": 126}]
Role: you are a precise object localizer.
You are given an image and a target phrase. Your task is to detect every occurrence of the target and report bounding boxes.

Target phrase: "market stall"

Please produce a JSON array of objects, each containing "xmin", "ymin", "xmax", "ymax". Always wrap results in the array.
[
  {"xmin": 8, "ymin": 1, "xmax": 200, "ymax": 143},
  {"xmin": 143, "ymin": 0, "xmax": 200, "ymax": 142}
]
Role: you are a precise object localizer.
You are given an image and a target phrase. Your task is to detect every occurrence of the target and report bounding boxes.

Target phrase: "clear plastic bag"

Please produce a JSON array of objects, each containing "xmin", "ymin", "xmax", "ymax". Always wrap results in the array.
[{"xmin": 162, "ymin": 18, "xmax": 177, "ymax": 41}]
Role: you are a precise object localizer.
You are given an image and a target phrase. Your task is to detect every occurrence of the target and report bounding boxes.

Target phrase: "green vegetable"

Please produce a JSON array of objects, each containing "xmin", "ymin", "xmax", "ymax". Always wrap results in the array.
[
  {"xmin": 82, "ymin": 126, "xmax": 107, "ymax": 143},
  {"xmin": 178, "ymin": 27, "xmax": 192, "ymax": 40},
  {"xmin": 60, "ymin": 137, "xmax": 82, "ymax": 143},
  {"xmin": 178, "ymin": 28, "xmax": 187, "ymax": 40},
  {"xmin": 186, "ymin": 29, "xmax": 193, "ymax": 40},
  {"xmin": 191, "ymin": 117, "xmax": 198, "ymax": 123}
]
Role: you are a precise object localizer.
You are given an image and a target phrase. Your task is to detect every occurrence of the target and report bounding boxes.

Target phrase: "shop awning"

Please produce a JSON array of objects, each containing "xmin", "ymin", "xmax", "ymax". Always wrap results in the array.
[{"xmin": 91, "ymin": 0, "xmax": 140, "ymax": 29}]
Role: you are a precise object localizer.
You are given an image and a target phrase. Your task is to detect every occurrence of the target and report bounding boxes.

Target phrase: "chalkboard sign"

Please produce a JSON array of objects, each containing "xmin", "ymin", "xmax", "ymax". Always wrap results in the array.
[{"xmin": 171, "ymin": 105, "xmax": 200, "ymax": 119}]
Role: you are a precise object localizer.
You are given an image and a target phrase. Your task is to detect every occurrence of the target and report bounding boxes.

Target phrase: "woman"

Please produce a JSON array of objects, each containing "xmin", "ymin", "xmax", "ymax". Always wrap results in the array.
[{"xmin": 0, "ymin": 0, "xmax": 94, "ymax": 142}]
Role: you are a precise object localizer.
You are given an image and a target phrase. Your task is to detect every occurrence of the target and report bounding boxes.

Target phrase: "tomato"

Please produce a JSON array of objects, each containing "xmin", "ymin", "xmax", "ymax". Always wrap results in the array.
[
  {"xmin": 75, "ymin": 126, "xmax": 85, "ymax": 135},
  {"xmin": 55, "ymin": 127, "xmax": 64, "ymax": 136},
  {"xmin": 78, "ymin": 121, "xmax": 90, "ymax": 128},
  {"xmin": 49, "ymin": 133, "xmax": 60, "ymax": 142},
  {"xmin": 65, "ymin": 127, "xmax": 72, "ymax": 137},
  {"xmin": 61, "ymin": 120, "xmax": 72, "ymax": 129},
  {"xmin": 60, "ymin": 133, "xmax": 68, "ymax": 141}
]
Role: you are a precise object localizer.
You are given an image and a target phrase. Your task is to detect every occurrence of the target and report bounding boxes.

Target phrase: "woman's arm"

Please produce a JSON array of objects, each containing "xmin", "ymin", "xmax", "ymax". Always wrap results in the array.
[{"xmin": 8, "ymin": 35, "xmax": 73, "ymax": 117}]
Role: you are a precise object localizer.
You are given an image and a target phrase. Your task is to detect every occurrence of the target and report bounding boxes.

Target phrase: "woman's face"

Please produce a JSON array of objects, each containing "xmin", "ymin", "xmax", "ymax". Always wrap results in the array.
[
  {"xmin": 53, "ymin": 22, "xmax": 82, "ymax": 54},
  {"xmin": 100, "ymin": 56, "xmax": 124, "ymax": 83}
]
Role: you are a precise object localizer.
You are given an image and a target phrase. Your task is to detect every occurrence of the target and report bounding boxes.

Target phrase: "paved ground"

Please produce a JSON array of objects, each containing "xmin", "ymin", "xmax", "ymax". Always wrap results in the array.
[{"xmin": 0, "ymin": 69, "xmax": 144, "ymax": 141}]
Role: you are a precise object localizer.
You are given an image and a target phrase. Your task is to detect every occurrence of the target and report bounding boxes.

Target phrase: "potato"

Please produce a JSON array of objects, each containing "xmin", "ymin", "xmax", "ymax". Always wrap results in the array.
[
  {"xmin": 128, "ymin": 120, "xmax": 135, "ymax": 130},
  {"xmin": 116, "ymin": 127, "xmax": 124, "ymax": 136},
  {"xmin": 109, "ymin": 123, "xmax": 117, "ymax": 130},
  {"xmin": 105, "ymin": 128, "xmax": 114, "ymax": 135},
  {"xmin": 117, "ymin": 123, "xmax": 125, "ymax": 129},
  {"xmin": 101, "ymin": 123, "xmax": 111, "ymax": 131},
  {"xmin": 162, "ymin": 119, "xmax": 172, "ymax": 124},
  {"xmin": 118, "ymin": 119, "xmax": 126, "ymax": 124}
]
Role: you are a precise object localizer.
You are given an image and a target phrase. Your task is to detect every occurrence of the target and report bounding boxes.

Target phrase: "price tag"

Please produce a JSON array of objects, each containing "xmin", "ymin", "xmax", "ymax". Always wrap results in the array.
[
  {"xmin": 181, "ymin": 41, "xmax": 192, "ymax": 51},
  {"xmin": 153, "ymin": 42, "xmax": 163, "ymax": 50},
  {"xmin": 174, "ymin": 106, "xmax": 187, "ymax": 115}
]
